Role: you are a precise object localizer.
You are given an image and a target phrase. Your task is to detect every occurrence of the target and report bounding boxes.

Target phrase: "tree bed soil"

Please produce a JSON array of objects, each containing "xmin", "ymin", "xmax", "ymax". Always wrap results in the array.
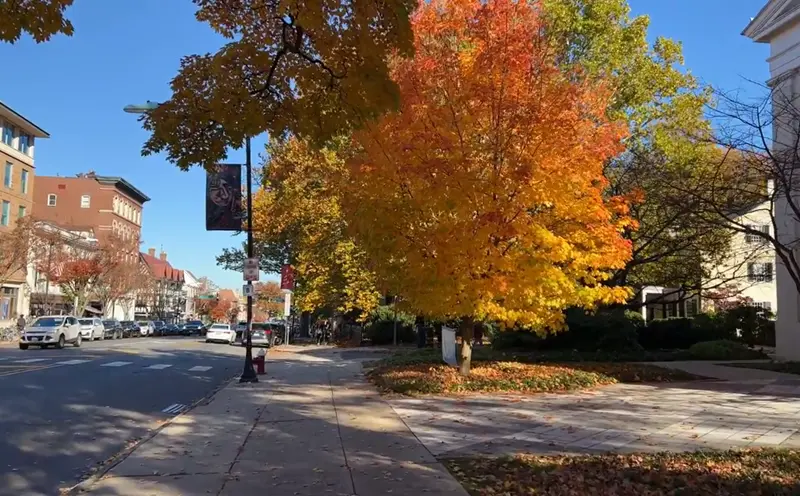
[
  {"xmin": 366, "ymin": 360, "xmax": 702, "ymax": 396},
  {"xmin": 443, "ymin": 449, "xmax": 800, "ymax": 495}
]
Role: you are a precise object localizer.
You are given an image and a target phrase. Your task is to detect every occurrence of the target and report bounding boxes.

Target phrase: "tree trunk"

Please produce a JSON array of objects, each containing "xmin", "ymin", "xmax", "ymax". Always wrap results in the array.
[{"xmin": 458, "ymin": 316, "xmax": 474, "ymax": 376}]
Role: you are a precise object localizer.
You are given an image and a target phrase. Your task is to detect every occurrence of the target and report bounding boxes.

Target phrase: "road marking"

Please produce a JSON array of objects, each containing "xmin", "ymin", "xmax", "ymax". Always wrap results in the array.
[
  {"xmin": 101, "ymin": 361, "xmax": 132, "ymax": 367},
  {"xmin": 188, "ymin": 366, "xmax": 212, "ymax": 372},
  {"xmin": 54, "ymin": 359, "xmax": 92, "ymax": 366},
  {"xmin": 13, "ymin": 358, "xmax": 50, "ymax": 364},
  {"xmin": 161, "ymin": 403, "xmax": 188, "ymax": 414},
  {"xmin": 0, "ymin": 358, "xmax": 10, "ymax": 361},
  {"xmin": 145, "ymin": 364, "xmax": 172, "ymax": 370}
]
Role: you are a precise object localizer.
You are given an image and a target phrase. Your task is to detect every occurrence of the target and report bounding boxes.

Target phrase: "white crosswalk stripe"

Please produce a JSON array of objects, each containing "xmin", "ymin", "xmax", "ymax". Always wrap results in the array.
[
  {"xmin": 0, "ymin": 357, "xmax": 11, "ymax": 361},
  {"xmin": 101, "ymin": 361, "xmax": 132, "ymax": 367},
  {"xmin": 188, "ymin": 366, "xmax": 212, "ymax": 372},
  {"xmin": 13, "ymin": 358, "xmax": 50, "ymax": 364},
  {"xmin": 161, "ymin": 403, "xmax": 188, "ymax": 414},
  {"xmin": 145, "ymin": 364, "xmax": 172, "ymax": 370},
  {"xmin": 54, "ymin": 359, "xmax": 92, "ymax": 366}
]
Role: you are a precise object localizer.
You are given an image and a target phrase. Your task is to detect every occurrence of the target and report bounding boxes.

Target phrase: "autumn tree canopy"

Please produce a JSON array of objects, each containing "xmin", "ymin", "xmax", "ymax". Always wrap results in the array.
[
  {"xmin": 343, "ymin": 0, "xmax": 632, "ymax": 373},
  {"xmin": 541, "ymin": 0, "xmax": 732, "ymax": 302},
  {"xmin": 0, "ymin": 0, "xmax": 74, "ymax": 43}
]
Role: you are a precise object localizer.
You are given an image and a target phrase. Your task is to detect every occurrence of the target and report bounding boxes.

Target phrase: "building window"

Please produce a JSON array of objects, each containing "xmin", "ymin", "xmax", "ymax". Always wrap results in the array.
[
  {"xmin": 0, "ymin": 287, "xmax": 19, "ymax": 320},
  {"xmin": 745, "ymin": 225, "xmax": 770, "ymax": 244},
  {"xmin": 752, "ymin": 301, "xmax": 772, "ymax": 312},
  {"xmin": 80, "ymin": 195, "xmax": 91, "ymax": 208},
  {"xmin": 1, "ymin": 201, "xmax": 10, "ymax": 227},
  {"xmin": 3, "ymin": 162, "xmax": 11, "ymax": 188},
  {"xmin": 17, "ymin": 205, "xmax": 25, "ymax": 219},
  {"xmin": 1, "ymin": 123, "xmax": 12, "ymax": 146},
  {"xmin": 47, "ymin": 194, "xmax": 57, "ymax": 207},
  {"xmin": 17, "ymin": 133, "xmax": 29, "ymax": 154},
  {"xmin": 748, "ymin": 262, "xmax": 774, "ymax": 283},
  {"xmin": 20, "ymin": 169, "xmax": 28, "ymax": 194},
  {"xmin": 686, "ymin": 299, "xmax": 698, "ymax": 317}
]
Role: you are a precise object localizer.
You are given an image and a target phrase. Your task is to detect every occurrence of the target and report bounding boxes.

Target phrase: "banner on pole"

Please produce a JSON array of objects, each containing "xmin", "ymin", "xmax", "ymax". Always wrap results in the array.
[
  {"xmin": 280, "ymin": 264, "xmax": 295, "ymax": 290},
  {"xmin": 205, "ymin": 164, "xmax": 242, "ymax": 231}
]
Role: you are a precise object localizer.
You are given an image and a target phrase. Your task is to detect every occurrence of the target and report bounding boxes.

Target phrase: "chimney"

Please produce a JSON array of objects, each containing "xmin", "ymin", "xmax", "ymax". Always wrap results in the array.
[
  {"xmin": 148, "ymin": 247, "xmax": 156, "ymax": 257},
  {"xmin": 160, "ymin": 251, "xmax": 167, "ymax": 261}
]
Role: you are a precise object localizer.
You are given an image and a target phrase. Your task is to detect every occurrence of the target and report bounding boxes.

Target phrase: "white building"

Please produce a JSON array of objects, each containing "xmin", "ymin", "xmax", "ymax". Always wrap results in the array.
[
  {"xmin": 183, "ymin": 270, "xmax": 201, "ymax": 321},
  {"xmin": 744, "ymin": 0, "xmax": 800, "ymax": 360}
]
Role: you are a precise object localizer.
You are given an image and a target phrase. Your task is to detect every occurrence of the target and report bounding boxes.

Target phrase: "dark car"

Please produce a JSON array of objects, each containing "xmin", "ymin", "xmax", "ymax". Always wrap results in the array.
[
  {"xmin": 152, "ymin": 320, "xmax": 167, "ymax": 336},
  {"xmin": 102, "ymin": 319, "xmax": 122, "ymax": 339},
  {"xmin": 120, "ymin": 321, "xmax": 139, "ymax": 338},
  {"xmin": 183, "ymin": 320, "xmax": 207, "ymax": 336},
  {"xmin": 163, "ymin": 324, "xmax": 181, "ymax": 336}
]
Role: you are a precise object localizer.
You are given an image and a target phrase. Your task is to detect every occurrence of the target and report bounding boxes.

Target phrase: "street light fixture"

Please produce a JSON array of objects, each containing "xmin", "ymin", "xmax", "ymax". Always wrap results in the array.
[{"xmin": 123, "ymin": 101, "xmax": 258, "ymax": 383}]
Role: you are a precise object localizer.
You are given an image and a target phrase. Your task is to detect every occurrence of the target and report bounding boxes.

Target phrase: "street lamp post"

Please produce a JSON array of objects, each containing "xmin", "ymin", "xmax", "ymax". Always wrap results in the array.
[{"xmin": 124, "ymin": 102, "xmax": 257, "ymax": 383}]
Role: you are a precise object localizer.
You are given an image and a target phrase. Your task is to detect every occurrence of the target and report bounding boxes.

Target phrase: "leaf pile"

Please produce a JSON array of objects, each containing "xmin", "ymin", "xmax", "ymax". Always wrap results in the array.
[
  {"xmin": 367, "ymin": 361, "xmax": 699, "ymax": 396},
  {"xmin": 444, "ymin": 449, "xmax": 800, "ymax": 495}
]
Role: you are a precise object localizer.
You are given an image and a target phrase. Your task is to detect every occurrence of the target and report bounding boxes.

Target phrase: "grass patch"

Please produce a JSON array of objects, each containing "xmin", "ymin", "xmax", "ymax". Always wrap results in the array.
[
  {"xmin": 444, "ymin": 449, "xmax": 800, "ymax": 495},
  {"xmin": 724, "ymin": 361, "xmax": 800, "ymax": 375},
  {"xmin": 367, "ymin": 361, "xmax": 700, "ymax": 396}
]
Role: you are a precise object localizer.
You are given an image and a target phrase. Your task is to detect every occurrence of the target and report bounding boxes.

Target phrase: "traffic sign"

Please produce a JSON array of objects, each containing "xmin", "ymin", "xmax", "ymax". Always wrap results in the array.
[
  {"xmin": 243, "ymin": 258, "xmax": 259, "ymax": 281},
  {"xmin": 243, "ymin": 283, "xmax": 255, "ymax": 296}
]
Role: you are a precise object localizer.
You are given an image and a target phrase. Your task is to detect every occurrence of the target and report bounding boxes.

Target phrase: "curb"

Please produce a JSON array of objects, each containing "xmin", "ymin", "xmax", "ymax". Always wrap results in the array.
[{"xmin": 63, "ymin": 372, "xmax": 240, "ymax": 494}]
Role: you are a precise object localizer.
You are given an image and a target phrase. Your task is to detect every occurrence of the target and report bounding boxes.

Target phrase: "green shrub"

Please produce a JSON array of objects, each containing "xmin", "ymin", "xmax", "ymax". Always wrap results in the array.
[
  {"xmin": 688, "ymin": 340, "xmax": 768, "ymax": 360},
  {"xmin": 490, "ymin": 331, "xmax": 544, "ymax": 350},
  {"xmin": 363, "ymin": 305, "xmax": 417, "ymax": 345},
  {"xmin": 722, "ymin": 306, "xmax": 775, "ymax": 347},
  {"xmin": 639, "ymin": 316, "xmax": 733, "ymax": 350}
]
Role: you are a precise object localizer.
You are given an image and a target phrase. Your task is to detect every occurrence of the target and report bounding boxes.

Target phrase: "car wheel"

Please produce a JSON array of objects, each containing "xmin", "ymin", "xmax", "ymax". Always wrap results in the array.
[
  {"xmin": 99, "ymin": 331, "xmax": 105, "ymax": 340},
  {"xmin": 74, "ymin": 334, "xmax": 82, "ymax": 347},
  {"xmin": 55, "ymin": 334, "xmax": 66, "ymax": 349},
  {"xmin": 18, "ymin": 343, "xmax": 28, "ymax": 350}
]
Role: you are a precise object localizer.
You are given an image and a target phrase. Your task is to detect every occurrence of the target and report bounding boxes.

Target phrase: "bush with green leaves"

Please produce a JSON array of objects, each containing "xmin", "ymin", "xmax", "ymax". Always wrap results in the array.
[
  {"xmin": 363, "ymin": 305, "xmax": 417, "ymax": 345},
  {"xmin": 639, "ymin": 316, "xmax": 734, "ymax": 350},
  {"xmin": 722, "ymin": 306, "xmax": 775, "ymax": 347},
  {"xmin": 688, "ymin": 340, "xmax": 768, "ymax": 360}
]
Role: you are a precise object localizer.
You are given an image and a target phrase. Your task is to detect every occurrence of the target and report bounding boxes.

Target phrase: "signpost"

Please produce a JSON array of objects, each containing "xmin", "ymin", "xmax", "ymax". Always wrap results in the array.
[
  {"xmin": 243, "ymin": 284, "xmax": 255, "ymax": 297},
  {"xmin": 243, "ymin": 258, "xmax": 259, "ymax": 282}
]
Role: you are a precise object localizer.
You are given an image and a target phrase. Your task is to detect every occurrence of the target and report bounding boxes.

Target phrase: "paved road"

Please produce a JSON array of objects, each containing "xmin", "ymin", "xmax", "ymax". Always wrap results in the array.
[{"xmin": 0, "ymin": 336, "xmax": 247, "ymax": 496}]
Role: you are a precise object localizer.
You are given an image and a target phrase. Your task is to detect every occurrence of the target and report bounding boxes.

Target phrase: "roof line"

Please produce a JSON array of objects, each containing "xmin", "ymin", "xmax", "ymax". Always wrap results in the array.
[
  {"xmin": 94, "ymin": 176, "xmax": 151, "ymax": 203},
  {"xmin": 0, "ymin": 101, "xmax": 49, "ymax": 138}
]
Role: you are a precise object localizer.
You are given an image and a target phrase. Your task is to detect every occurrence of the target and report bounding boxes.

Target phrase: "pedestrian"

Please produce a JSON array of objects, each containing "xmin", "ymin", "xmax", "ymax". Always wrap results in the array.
[
  {"xmin": 315, "ymin": 323, "xmax": 323, "ymax": 345},
  {"xmin": 16, "ymin": 314, "xmax": 26, "ymax": 332}
]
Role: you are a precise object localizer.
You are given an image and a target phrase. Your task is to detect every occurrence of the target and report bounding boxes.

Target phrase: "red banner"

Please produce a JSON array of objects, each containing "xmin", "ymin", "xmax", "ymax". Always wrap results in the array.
[{"xmin": 280, "ymin": 265, "xmax": 295, "ymax": 291}]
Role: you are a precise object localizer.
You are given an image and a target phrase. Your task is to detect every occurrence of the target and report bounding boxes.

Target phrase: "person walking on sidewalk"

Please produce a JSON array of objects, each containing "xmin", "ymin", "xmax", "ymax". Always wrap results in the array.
[{"xmin": 16, "ymin": 314, "xmax": 26, "ymax": 333}]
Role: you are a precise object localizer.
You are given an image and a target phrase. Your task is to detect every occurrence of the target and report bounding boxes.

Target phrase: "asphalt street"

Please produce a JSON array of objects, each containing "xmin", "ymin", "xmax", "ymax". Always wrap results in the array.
[{"xmin": 0, "ymin": 336, "xmax": 246, "ymax": 496}]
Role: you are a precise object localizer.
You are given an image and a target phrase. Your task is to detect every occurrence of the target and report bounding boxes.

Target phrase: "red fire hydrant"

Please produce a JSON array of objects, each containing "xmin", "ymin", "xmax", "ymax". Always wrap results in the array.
[{"xmin": 254, "ymin": 349, "xmax": 266, "ymax": 375}]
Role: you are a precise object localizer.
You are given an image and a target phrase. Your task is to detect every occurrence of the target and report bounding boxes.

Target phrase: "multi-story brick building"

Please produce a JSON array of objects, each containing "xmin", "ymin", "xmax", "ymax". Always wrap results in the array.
[
  {"xmin": 136, "ymin": 249, "xmax": 185, "ymax": 323},
  {"xmin": 0, "ymin": 101, "xmax": 49, "ymax": 322},
  {"xmin": 32, "ymin": 171, "xmax": 149, "ymax": 244}
]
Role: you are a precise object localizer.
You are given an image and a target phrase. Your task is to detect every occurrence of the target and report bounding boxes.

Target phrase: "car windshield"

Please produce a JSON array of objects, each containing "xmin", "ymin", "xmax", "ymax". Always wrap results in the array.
[
  {"xmin": 251, "ymin": 323, "xmax": 269, "ymax": 331},
  {"xmin": 79, "ymin": 319, "xmax": 93, "ymax": 325},
  {"xmin": 210, "ymin": 324, "xmax": 228, "ymax": 329},
  {"xmin": 137, "ymin": 321, "xmax": 148, "ymax": 326},
  {"xmin": 154, "ymin": 321, "xmax": 164, "ymax": 325},
  {"xmin": 188, "ymin": 321, "xmax": 202, "ymax": 325},
  {"xmin": 102, "ymin": 321, "xmax": 115, "ymax": 326},
  {"xmin": 121, "ymin": 321, "xmax": 133, "ymax": 325},
  {"xmin": 32, "ymin": 317, "xmax": 64, "ymax": 327}
]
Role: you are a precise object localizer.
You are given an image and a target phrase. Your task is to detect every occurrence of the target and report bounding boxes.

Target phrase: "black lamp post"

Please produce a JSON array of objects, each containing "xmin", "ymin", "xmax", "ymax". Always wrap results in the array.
[{"xmin": 124, "ymin": 102, "xmax": 257, "ymax": 383}]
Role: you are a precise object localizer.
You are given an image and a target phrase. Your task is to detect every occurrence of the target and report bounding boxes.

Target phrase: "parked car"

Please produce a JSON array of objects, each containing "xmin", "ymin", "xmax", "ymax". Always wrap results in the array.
[
  {"xmin": 78, "ymin": 317, "xmax": 105, "ymax": 341},
  {"xmin": 102, "ymin": 319, "xmax": 123, "ymax": 339},
  {"xmin": 137, "ymin": 320, "xmax": 155, "ymax": 337},
  {"xmin": 120, "ymin": 320, "xmax": 138, "ymax": 338},
  {"xmin": 183, "ymin": 320, "xmax": 207, "ymax": 336},
  {"xmin": 163, "ymin": 324, "xmax": 181, "ymax": 336},
  {"xmin": 19, "ymin": 315, "xmax": 82, "ymax": 349},
  {"xmin": 243, "ymin": 322, "xmax": 285, "ymax": 347},
  {"xmin": 152, "ymin": 320, "xmax": 167, "ymax": 336},
  {"xmin": 235, "ymin": 321, "xmax": 247, "ymax": 341},
  {"xmin": 205, "ymin": 323, "xmax": 236, "ymax": 345}
]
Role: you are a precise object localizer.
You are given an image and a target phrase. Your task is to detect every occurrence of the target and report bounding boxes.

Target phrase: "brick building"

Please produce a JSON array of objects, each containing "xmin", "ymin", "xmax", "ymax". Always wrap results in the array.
[
  {"xmin": 32, "ymin": 172, "xmax": 149, "ymax": 244},
  {"xmin": 136, "ymin": 249, "xmax": 186, "ymax": 323},
  {"xmin": 0, "ymin": 101, "xmax": 49, "ymax": 322}
]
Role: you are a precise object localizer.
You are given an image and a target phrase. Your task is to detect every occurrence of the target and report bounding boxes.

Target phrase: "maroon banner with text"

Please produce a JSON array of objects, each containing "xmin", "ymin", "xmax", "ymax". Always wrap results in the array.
[{"xmin": 280, "ymin": 265, "xmax": 295, "ymax": 291}]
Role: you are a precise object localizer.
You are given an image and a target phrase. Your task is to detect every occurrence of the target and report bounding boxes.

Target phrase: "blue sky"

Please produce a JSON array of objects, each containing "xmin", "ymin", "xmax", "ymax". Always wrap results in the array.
[{"xmin": 0, "ymin": 0, "xmax": 771, "ymax": 290}]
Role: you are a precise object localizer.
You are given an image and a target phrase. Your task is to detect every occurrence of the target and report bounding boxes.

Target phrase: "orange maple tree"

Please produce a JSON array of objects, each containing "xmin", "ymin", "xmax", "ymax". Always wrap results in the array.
[{"xmin": 343, "ymin": 0, "xmax": 633, "ymax": 374}]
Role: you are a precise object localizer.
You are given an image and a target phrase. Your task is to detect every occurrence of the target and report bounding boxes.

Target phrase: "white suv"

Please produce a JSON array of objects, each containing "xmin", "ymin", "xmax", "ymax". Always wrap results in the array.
[
  {"xmin": 78, "ymin": 317, "xmax": 105, "ymax": 341},
  {"xmin": 137, "ymin": 321, "xmax": 155, "ymax": 337},
  {"xmin": 20, "ymin": 315, "xmax": 82, "ymax": 349}
]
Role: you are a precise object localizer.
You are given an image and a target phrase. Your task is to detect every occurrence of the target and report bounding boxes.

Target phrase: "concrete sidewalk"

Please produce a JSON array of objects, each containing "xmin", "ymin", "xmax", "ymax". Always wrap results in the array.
[{"xmin": 80, "ymin": 346, "xmax": 467, "ymax": 496}]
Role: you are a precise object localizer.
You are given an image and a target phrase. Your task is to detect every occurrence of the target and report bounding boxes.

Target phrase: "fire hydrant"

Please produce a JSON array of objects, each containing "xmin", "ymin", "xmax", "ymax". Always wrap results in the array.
[{"xmin": 254, "ymin": 349, "xmax": 266, "ymax": 375}]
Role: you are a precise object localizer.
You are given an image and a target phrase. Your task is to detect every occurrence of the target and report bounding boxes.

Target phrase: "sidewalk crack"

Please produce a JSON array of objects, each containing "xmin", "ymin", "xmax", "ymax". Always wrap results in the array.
[
  {"xmin": 216, "ymin": 404, "xmax": 268, "ymax": 496},
  {"xmin": 330, "ymin": 371, "xmax": 358, "ymax": 495}
]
